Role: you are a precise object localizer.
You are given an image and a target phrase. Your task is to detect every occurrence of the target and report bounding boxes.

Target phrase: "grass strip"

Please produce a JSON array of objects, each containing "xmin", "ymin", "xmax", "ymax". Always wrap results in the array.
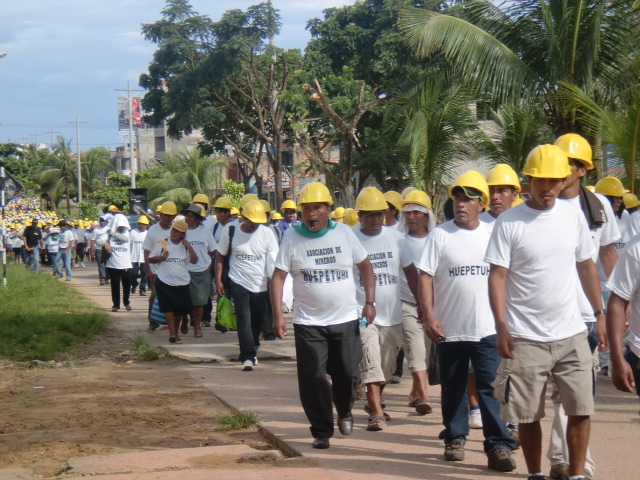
[{"xmin": 0, "ymin": 264, "xmax": 109, "ymax": 361}]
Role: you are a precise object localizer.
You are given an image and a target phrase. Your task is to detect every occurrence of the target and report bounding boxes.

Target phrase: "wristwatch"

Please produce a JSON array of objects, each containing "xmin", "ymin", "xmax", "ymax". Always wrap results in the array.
[
  {"xmin": 593, "ymin": 309, "xmax": 606, "ymax": 317},
  {"xmin": 365, "ymin": 301, "xmax": 376, "ymax": 307}
]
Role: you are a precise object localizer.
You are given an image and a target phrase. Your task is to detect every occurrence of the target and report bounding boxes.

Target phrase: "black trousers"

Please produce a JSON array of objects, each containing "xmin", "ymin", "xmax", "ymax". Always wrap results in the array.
[
  {"xmin": 294, "ymin": 320, "xmax": 362, "ymax": 438},
  {"xmin": 106, "ymin": 267, "xmax": 132, "ymax": 309}
]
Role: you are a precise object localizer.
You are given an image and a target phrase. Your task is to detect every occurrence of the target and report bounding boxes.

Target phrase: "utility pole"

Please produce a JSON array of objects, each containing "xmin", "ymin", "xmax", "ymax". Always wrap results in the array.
[
  {"xmin": 114, "ymin": 81, "xmax": 144, "ymax": 188},
  {"xmin": 68, "ymin": 116, "xmax": 88, "ymax": 204},
  {"xmin": 45, "ymin": 127, "xmax": 61, "ymax": 148}
]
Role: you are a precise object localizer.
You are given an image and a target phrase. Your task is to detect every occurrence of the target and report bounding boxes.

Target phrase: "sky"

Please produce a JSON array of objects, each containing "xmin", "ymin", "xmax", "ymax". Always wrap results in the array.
[{"xmin": 0, "ymin": 0, "xmax": 351, "ymax": 151}]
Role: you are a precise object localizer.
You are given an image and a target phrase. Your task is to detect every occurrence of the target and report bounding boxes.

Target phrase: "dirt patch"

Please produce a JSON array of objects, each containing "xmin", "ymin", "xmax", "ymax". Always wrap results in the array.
[{"xmin": 0, "ymin": 329, "xmax": 271, "ymax": 477}]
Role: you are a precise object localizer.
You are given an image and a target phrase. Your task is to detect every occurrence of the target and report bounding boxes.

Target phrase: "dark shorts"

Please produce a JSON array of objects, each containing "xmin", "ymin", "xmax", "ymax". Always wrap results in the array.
[
  {"xmin": 13, "ymin": 248, "xmax": 22, "ymax": 256},
  {"xmin": 155, "ymin": 277, "xmax": 192, "ymax": 315},
  {"xmin": 624, "ymin": 348, "xmax": 640, "ymax": 396}
]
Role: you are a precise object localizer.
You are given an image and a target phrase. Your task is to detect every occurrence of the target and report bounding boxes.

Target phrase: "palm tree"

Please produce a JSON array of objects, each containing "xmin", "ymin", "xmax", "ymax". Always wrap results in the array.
[
  {"xmin": 399, "ymin": 1, "xmax": 639, "ymax": 137},
  {"xmin": 139, "ymin": 148, "xmax": 228, "ymax": 207},
  {"xmin": 82, "ymin": 147, "xmax": 113, "ymax": 190},
  {"xmin": 37, "ymin": 137, "xmax": 83, "ymax": 214}
]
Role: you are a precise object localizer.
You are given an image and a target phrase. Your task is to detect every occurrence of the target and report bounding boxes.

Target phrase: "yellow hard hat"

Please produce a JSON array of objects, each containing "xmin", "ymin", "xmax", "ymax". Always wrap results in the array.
[
  {"xmin": 242, "ymin": 200, "xmax": 267, "ymax": 224},
  {"xmin": 383, "ymin": 191, "xmax": 404, "ymax": 211},
  {"xmin": 448, "ymin": 170, "xmax": 490, "ymax": 204},
  {"xmin": 192, "ymin": 193, "xmax": 210, "ymax": 205},
  {"xmin": 623, "ymin": 193, "xmax": 640, "ymax": 209},
  {"xmin": 402, "ymin": 186, "xmax": 417, "ymax": 199},
  {"xmin": 280, "ymin": 199, "xmax": 297, "ymax": 211},
  {"xmin": 230, "ymin": 207, "xmax": 240, "ymax": 215},
  {"xmin": 213, "ymin": 197, "xmax": 233, "ymax": 209},
  {"xmin": 108, "ymin": 205, "xmax": 118, "ymax": 212},
  {"xmin": 330, "ymin": 206, "xmax": 346, "ymax": 219},
  {"xmin": 586, "ymin": 185, "xmax": 596, "ymax": 192},
  {"xmin": 297, "ymin": 182, "xmax": 334, "ymax": 206},
  {"xmin": 240, "ymin": 193, "xmax": 260, "ymax": 209},
  {"xmin": 595, "ymin": 177, "xmax": 625, "ymax": 197},
  {"xmin": 356, "ymin": 187, "xmax": 387, "ymax": 212},
  {"xmin": 402, "ymin": 190, "xmax": 432, "ymax": 210},
  {"xmin": 344, "ymin": 208, "xmax": 359, "ymax": 227},
  {"xmin": 522, "ymin": 145, "xmax": 571, "ymax": 179},
  {"xmin": 138, "ymin": 215, "xmax": 150, "ymax": 225},
  {"xmin": 160, "ymin": 201, "xmax": 178, "ymax": 216},
  {"xmin": 260, "ymin": 200, "xmax": 271, "ymax": 213},
  {"xmin": 486, "ymin": 164, "xmax": 521, "ymax": 192},
  {"xmin": 554, "ymin": 133, "xmax": 593, "ymax": 170},
  {"xmin": 171, "ymin": 219, "xmax": 188, "ymax": 233},
  {"xmin": 156, "ymin": 204, "xmax": 163, "ymax": 212},
  {"xmin": 512, "ymin": 195, "xmax": 524, "ymax": 206},
  {"xmin": 271, "ymin": 212, "xmax": 283, "ymax": 221}
]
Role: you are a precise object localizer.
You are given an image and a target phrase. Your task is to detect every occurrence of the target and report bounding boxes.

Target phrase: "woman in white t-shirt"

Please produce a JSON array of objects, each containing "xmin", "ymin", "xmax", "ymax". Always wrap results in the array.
[
  {"xmin": 183, "ymin": 204, "xmax": 217, "ymax": 338},
  {"xmin": 105, "ymin": 215, "xmax": 133, "ymax": 312},
  {"xmin": 149, "ymin": 220, "xmax": 198, "ymax": 343}
]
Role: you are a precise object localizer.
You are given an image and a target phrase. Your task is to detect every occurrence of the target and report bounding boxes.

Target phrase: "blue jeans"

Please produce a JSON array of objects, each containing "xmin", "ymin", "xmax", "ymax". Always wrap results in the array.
[
  {"xmin": 61, "ymin": 248, "xmax": 72, "ymax": 279},
  {"xmin": 229, "ymin": 280, "xmax": 267, "ymax": 363},
  {"xmin": 51, "ymin": 251, "xmax": 62, "ymax": 277},
  {"xmin": 25, "ymin": 246, "xmax": 40, "ymax": 272},
  {"xmin": 437, "ymin": 334, "xmax": 515, "ymax": 453},
  {"xmin": 130, "ymin": 262, "xmax": 147, "ymax": 292}
]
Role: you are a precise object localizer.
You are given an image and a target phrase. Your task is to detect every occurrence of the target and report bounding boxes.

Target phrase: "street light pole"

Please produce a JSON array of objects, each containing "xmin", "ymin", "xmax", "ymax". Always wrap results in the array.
[{"xmin": 68, "ymin": 117, "xmax": 88, "ymax": 205}]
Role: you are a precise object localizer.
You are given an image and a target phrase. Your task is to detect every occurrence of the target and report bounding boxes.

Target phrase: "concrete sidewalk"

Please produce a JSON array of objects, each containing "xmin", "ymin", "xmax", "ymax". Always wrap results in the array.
[{"xmin": 13, "ymin": 264, "xmax": 640, "ymax": 479}]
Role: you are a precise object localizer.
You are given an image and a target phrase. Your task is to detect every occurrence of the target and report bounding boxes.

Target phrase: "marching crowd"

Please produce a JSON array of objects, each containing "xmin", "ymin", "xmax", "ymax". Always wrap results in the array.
[{"xmin": 2, "ymin": 133, "xmax": 640, "ymax": 480}]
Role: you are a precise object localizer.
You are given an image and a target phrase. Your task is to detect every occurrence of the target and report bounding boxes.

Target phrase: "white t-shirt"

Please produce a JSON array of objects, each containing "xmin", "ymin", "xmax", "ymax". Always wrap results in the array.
[
  {"xmin": 275, "ymin": 223, "xmax": 368, "ymax": 326},
  {"xmin": 59, "ymin": 229, "xmax": 75, "ymax": 249},
  {"xmin": 74, "ymin": 227, "xmax": 86, "ymax": 243},
  {"xmin": 202, "ymin": 215, "xmax": 217, "ymax": 234},
  {"xmin": 479, "ymin": 210, "xmax": 497, "ymax": 226},
  {"xmin": 213, "ymin": 219, "xmax": 238, "ymax": 243},
  {"xmin": 150, "ymin": 239, "xmax": 191, "ymax": 286},
  {"xmin": 399, "ymin": 234, "xmax": 428, "ymax": 303},
  {"xmin": 417, "ymin": 220, "xmax": 495, "ymax": 342},
  {"xmin": 353, "ymin": 227, "xmax": 408, "ymax": 327},
  {"xmin": 627, "ymin": 210, "xmax": 640, "ymax": 239},
  {"xmin": 613, "ymin": 210, "xmax": 630, "ymax": 253},
  {"xmin": 45, "ymin": 234, "xmax": 60, "ymax": 253},
  {"xmin": 607, "ymin": 233, "xmax": 640, "ymax": 357},
  {"xmin": 106, "ymin": 232, "xmax": 133, "ymax": 270},
  {"xmin": 92, "ymin": 225, "xmax": 110, "ymax": 248},
  {"xmin": 185, "ymin": 225, "xmax": 217, "ymax": 272},
  {"xmin": 217, "ymin": 224, "xmax": 278, "ymax": 293},
  {"xmin": 129, "ymin": 228, "xmax": 148, "ymax": 263},
  {"xmin": 485, "ymin": 200, "xmax": 595, "ymax": 341},
  {"xmin": 142, "ymin": 223, "xmax": 172, "ymax": 274}
]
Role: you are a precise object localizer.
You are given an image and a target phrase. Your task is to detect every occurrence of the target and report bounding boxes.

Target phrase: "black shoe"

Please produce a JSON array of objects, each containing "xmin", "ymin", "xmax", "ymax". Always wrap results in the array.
[
  {"xmin": 214, "ymin": 322, "xmax": 229, "ymax": 333},
  {"xmin": 338, "ymin": 413, "xmax": 353, "ymax": 435},
  {"xmin": 139, "ymin": 290, "xmax": 146, "ymax": 296},
  {"xmin": 312, "ymin": 437, "xmax": 330, "ymax": 449},
  {"xmin": 131, "ymin": 286, "xmax": 137, "ymax": 294},
  {"xmin": 202, "ymin": 322, "xmax": 211, "ymax": 327}
]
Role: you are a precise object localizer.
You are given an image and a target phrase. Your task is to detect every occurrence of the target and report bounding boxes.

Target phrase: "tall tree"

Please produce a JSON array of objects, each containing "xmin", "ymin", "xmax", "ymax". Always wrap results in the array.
[
  {"xmin": 37, "ymin": 137, "xmax": 80, "ymax": 214},
  {"xmin": 82, "ymin": 147, "xmax": 113, "ymax": 189}
]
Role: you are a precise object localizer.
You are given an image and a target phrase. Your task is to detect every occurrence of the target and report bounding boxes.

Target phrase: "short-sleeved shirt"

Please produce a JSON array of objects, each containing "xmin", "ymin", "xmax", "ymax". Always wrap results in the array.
[
  {"xmin": 59, "ymin": 229, "xmax": 75, "ymax": 249},
  {"xmin": 484, "ymin": 200, "xmax": 595, "ymax": 341},
  {"xmin": 417, "ymin": 220, "xmax": 495, "ymax": 341},
  {"xmin": 23, "ymin": 226, "xmax": 41, "ymax": 248},
  {"xmin": 607, "ymin": 233, "xmax": 640, "ymax": 357},
  {"xmin": 106, "ymin": 232, "xmax": 132, "ymax": 270},
  {"xmin": 129, "ymin": 228, "xmax": 148, "ymax": 263},
  {"xmin": 353, "ymin": 227, "xmax": 408, "ymax": 327},
  {"xmin": 399, "ymin": 234, "xmax": 428, "ymax": 303},
  {"xmin": 275, "ymin": 223, "xmax": 368, "ymax": 326},
  {"xmin": 142, "ymin": 223, "xmax": 172, "ymax": 274},
  {"xmin": 150, "ymin": 239, "xmax": 191, "ymax": 286},
  {"xmin": 185, "ymin": 225, "xmax": 217, "ymax": 272},
  {"xmin": 217, "ymin": 225, "xmax": 278, "ymax": 293}
]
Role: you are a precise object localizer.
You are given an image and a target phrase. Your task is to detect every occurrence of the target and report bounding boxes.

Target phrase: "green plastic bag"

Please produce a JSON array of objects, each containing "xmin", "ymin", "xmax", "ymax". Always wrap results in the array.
[{"xmin": 217, "ymin": 295, "xmax": 237, "ymax": 330}]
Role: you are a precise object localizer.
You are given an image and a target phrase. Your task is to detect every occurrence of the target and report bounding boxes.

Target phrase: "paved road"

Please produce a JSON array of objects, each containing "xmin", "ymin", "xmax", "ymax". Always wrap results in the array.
[{"xmin": 7, "ymin": 264, "xmax": 638, "ymax": 479}]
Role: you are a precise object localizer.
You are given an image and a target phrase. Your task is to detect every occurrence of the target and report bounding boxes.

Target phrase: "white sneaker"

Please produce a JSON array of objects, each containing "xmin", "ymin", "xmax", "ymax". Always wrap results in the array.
[
  {"xmin": 242, "ymin": 360, "xmax": 254, "ymax": 371},
  {"xmin": 469, "ymin": 408, "xmax": 483, "ymax": 429}
]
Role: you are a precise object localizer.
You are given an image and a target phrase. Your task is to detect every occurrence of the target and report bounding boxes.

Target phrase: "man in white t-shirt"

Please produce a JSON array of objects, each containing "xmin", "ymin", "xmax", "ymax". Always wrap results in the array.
[
  {"xmin": 486, "ymin": 145, "xmax": 606, "ymax": 480},
  {"xmin": 606, "ymin": 233, "xmax": 640, "ymax": 403},
  {"xmin": 129, "ymin": 216, "xmax": 149, "ymax": 296},
  {"xmin": 271, "ymin": 182, "xmax": 375, "ymax": 450},
  {"xmin": 58, "ymin": 220, "xmax": 75, "ymax": 281},
  {"xmin": 383, "ymin": 190, "xmax": 403, "ymax": 228},
  {"xmin": 418, "ymin": 170, "xmax": 516, "ymax": 472},
  {"xmin": 215, "ymin": 200, "xmax": 278, "ymax": 371},
  {"xmin": 547, "ymin": 133, "xmax": 619, "ymax": 479},
  {"xmin": 92, "ymin": 217, "xmax": 111, "ymax": 285},
  {"xmin": 191, "ymin": 193, "xmax": 217, "ymax": 234},
  {"xmin": 481, "ymin": 164, "xmax": 521, "ymax": 225},
  {"xmin": 353, "ymin": 187, "xmax": 414, "ymax": 432},
  {"xmin": 397, "ymin": 190, "xmax": 435, "ymax": 416}
]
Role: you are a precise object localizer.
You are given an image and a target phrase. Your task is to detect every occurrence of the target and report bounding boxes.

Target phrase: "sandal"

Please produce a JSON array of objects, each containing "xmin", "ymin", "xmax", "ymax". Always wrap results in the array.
[
  {"xmin": 364, "ymin": 404, "xmax": 391, "ymax": 421},
  {"xmin": 169, "ymin": 336, "xmax": 177, "ymax": 343},
  {"xmin": 408, "ymin": 399, "xmax": 433, "ymax": 415},
  {"xmin": 194, "ymin": 330, "xmax": 203, "ymax": 338},
  {"xmin": 180, "ymin": 324, "xmax": 189, "ymax": 335},
  {"xmin": 367, "ymin": 416, "xmax": 386, "ymax": 431},
  {"xmin": 125, "ymin": 305, "xmax": 132, "ymax": 311}
]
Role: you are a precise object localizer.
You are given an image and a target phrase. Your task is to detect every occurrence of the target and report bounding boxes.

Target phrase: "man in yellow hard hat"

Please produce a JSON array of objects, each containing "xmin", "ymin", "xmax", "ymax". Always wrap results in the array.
[
  {"xmin": 270, "ymin": 182, "xmax": 375, "ymax": 449},
  {"xmin": 418, "ymin": 170, "xmax": 516, "ymax": 471},
  {"xmin": 214, "ymin": 200, "xmax": 278, "ymax": 371},
  {"xmin": 486, "ymin": 145, "xmax": 606, "ymax": 480},
  {"xmin": 191, "ymin": 193, "xmax": 216, "ymax": 233},
  {"xmin": 551, "ymin": 134, "xmax": 619, "ymax": 479},
  {"xmin": 383, "ymin": 191, "xmax": 403, "ymax": 228},
  {"xmin": 278, "ymin": 199, "xmax": 298, "ymax": 233},
  {"xmin": 482, "ymin": 164, "xmax": 521, "ymax": 223}
]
